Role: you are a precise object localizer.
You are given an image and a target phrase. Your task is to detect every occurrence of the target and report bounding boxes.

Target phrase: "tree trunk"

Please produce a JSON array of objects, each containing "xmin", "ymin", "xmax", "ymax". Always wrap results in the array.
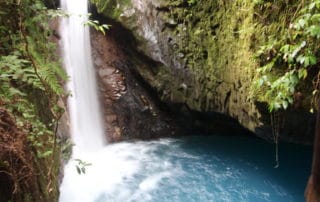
[{"xmin": 305, "ymin": 101, "xmax": 320, "ymax": 202}]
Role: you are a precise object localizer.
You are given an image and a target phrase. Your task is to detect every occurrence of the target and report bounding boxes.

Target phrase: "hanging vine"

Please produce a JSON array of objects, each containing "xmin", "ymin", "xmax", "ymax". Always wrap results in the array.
[
  {"xmin": 253, "ymin": 0, "xmax": 320, "ymax": 112},
  {"xmin": 251, "ymin": 0, "xmax": 320, "ymax": 167}
]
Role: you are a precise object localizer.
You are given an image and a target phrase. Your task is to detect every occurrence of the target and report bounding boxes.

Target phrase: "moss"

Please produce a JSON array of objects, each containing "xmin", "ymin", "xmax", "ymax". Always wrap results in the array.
[
  {"xmin": 92, "ymin": 0, "xmax": 314, "ymax": 141},
  {"xmin": 91, "ymin": 0, "xmax": 132, "ymax": 18},
  {"xmin": 154, "ymin": 0, "xmax": 253, "ymax": 109},
  {"xmin": 147, "ymin": 0, "xmax": 304, "ymax": 112}
]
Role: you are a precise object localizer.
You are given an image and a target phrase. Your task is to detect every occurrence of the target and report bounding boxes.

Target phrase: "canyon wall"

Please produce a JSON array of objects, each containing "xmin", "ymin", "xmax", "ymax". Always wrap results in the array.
[{"xmin": 91, "ymin": 0, "xmax": 315, "ymax": 144}]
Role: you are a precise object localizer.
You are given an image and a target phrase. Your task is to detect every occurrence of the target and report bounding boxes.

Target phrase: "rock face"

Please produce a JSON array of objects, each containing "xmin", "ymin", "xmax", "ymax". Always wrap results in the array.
[
  {"xmin": 91, "ymin": 0, "xmax": 315, "ymax": 144},
  {"xmin": 91, "ymin": 29, "xmax": 186, "ymax": 142}
]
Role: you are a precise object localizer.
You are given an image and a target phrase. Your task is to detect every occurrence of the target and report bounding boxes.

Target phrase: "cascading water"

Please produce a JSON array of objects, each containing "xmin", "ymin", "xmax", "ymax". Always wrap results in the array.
[
  {"xmin": 59, "ymin": 1, "xmax": 311, "ymax": 202},
  {"xmin": 60, "ymin": 0, "xmax": 105, "ymax": 153}
]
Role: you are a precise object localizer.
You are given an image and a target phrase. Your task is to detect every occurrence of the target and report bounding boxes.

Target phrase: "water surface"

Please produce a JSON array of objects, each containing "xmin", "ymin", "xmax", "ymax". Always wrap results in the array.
[{"xmin": 60, "ymin": 135, "xmax": 312, "ymax": 202}]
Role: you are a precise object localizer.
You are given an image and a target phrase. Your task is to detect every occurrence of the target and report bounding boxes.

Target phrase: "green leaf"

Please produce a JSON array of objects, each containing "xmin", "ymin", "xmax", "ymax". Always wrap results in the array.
[
  {"xmin": 303, "ymin": 54, "xmax": 317, "ymax": 67},
  {"xmin": 294, "ymin": 18, "xmax": 306, "ymax": 30},
  {"xmin": 102, "ymin": 24, "xmax": 111, "ymax": 29},
  {"xmin": 257, "ymin": 78, "xmax": 264, "ymax": 87},
  {"xmin": 287, "ymin": 97, "xmax": 294, "ymax": 104},
  {"xmin": 81, "ymin": 167, "xmax": 86, "ymax": 174},
  {"xmin": 76, "ymin": 166, "xmax": 81, "ymax": 174},
  {"xmin": 309, "ymin": 2, "xmax": 316, "ymax": 10},
  {"xmin": 298, "ymin": 69, "xmax": 308, "ymax": 79},
  {"xmin": 311, "ymin": 14, "xmax": 320, "ymax": 21},
  {"xmin": 307, "ymin": 25, "xmax": 320, "ymax": 38},
  {"xmin": 309, "ymin": 54, "xmax": 317, "ymax": 65}
]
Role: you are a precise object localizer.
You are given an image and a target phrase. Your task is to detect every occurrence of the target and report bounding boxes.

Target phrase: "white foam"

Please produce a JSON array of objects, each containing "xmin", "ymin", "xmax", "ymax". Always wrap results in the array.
[{"xmin": 59, "ymin": 141, "xmax": 178, "ymax": 202}]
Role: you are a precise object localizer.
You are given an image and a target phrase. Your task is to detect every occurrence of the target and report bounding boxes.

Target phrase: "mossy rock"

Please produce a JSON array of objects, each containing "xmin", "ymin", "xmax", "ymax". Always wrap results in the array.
[{"xmin": 92, "ymin": 0, "xmax": 315, "ymax": 144}]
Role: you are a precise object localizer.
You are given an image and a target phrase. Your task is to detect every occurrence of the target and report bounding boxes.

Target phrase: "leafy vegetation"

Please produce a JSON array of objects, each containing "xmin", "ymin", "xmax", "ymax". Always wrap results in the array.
[
  {"xmin": 253, "ymin": 0, "xmax": 320, "ymax": 112},
  {"xmin": 75, "ymin": 159, "xmax": 92, "ymax": 175},
  {"xmin": 0, "ymin": 0, "xmax": 66, "ymax": 200},
  {"xmin": 91, "ymin": 0, "xmax": 132, "ymax": 18},
  {"xmin": 85, "ymin": 14, "xmax": 111, "ymax": 35},
  {"xmin": 187, "ymin": 0, "xmax": 197, "ymax": 6},
  {"xmin": 1, "ymin": 0, "xmax": 66, "ymax": 157}
]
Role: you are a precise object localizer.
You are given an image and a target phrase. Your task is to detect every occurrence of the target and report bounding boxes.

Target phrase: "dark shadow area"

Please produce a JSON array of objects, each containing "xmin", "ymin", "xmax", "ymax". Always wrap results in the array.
[
  {"xmin": 0, "ymin": 172, "xmax": 12, "ymax": 202},
  {"xmin": 255, "ymin": 101, "xmax": 315, "ymax": 144},
  {"xmin": 44, "ymin": 0, "xmax": 59, "ymax": 9}
]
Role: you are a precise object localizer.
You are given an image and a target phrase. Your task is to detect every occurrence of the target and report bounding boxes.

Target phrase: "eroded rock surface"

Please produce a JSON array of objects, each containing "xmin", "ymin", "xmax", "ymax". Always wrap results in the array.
[
  {"xmin": 91, "ymin": 0, "xmax": 315, "ymax": 144},
  {"xmin": 91, "ymin": 30, "xmax": 184, "ymax": 142}
]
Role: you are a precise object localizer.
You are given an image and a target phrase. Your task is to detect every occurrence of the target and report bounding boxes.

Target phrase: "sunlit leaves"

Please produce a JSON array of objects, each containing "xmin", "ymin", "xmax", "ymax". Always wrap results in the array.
[
  {"xmin": 1, "ymin": 54, "xmax": 44, "ymax": 90},
  {"xmin": 0, "ymin": 0, "xmax": 67, "ymax": 158},
  {"xmin": 47, "ymin": 8, "xmax": 69, "ymax": 18},
  {"xmin": 306, "ymin": 25, "xmax": 320, "ymax": 38},
  {"xmin": 255, "ymin": 70, "xmax": 298, "ymax": 111},
  {"xmin": 298, "ymin": 68, "xmax": 308, "ymax": 79},
  {"xmin": 187, "ymin": 0, "xmax": 197, "ymax": 6},
  {"xmin": 84, "ymin": 19, "xmax": 111, "ymax": 35},
  {"xmin": 253, "ymin": 0, "xmax": 320, "ymax": 112}
]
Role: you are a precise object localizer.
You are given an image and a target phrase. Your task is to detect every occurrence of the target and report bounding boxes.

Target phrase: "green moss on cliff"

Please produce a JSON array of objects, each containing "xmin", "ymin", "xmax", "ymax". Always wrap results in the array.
[
  {"xmin": 91, "ymin": 0, "xmax": 131, "ymax": 18},
  {"xmin": 253, "ymin": 1, "xmax": 319, "ymax": 112},
  {"xmin": 92, "ymin": 0, "xmax": 305, "ymax": 111},
  {"xmin": 93, "ymin": 0, "xmax": 315, "ymax": 142},
  {"xmin": 93, "ymin": 0, "xmax": 302, "ymax": 109},
  {"xmin": 163, "ymin": 0, "xmax": 304, "ymax": 111}
]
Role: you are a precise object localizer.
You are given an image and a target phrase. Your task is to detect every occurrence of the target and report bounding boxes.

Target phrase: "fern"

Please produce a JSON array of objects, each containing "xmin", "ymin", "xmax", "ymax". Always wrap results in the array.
[{"xmin": 0, "ymin": 0, "xmax": 67, "ymax": 159}]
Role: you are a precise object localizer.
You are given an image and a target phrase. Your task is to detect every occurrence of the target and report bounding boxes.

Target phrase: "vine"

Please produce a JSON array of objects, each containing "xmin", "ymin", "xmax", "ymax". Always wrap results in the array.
[
  {"xmin": 250, "ymin": 0, "xmax": 320, "ymax": 168},
  {"xmin": 253, "ymin": 0, "xmax": 320, "ymax": 112}
]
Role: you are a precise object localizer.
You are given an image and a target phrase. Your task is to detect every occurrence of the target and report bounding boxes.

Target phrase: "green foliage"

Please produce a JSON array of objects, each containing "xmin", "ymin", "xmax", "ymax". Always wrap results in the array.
[
  {"xmin": 91, "ymin": 0, "xmax": 124, "ymax": 18},
  {"xmin": 0, "ymin": 0, "xmax": 66, "ymax": 157},
  {"xmin": 60, "ymin": 138, "xmax": 74, "ymax": 161},
  {"xmin": 84, "ymin": 17, "xmax": 111, "ymax": 35},
  {"xmin": 0, "ymin": 1, "xmax": 66, "ymax": 200},
  {"xmin": 47, "ymin": 8, "xmax": 69, "ymax": 18},
  {"xmin": 187, "ymin": 0, "xmax": 197, "ymax": 6},
  {"xmin": 253, "ymin": 0, "xmax": 265, "ymax": 5},
  {"xmin": 1, "ymin": 53, "xmax": 43, "ymax": 90},
  {"xmin": 253, "ymin": 0, "xmax": 320, "ymax": 112},
  {"xmin": 75, "ymin": 159, "xmax": 92, "ymax": 175}
]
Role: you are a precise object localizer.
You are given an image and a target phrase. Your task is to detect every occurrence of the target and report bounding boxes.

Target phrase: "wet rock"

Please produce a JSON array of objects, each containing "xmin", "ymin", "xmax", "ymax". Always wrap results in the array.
[
  {"xmin": 91, "ymin": 0, "xmax": 315, "ymax": 144},
  {"xmin": 91, "ymin": 30, "xmax": 184, "ymax": 142}
]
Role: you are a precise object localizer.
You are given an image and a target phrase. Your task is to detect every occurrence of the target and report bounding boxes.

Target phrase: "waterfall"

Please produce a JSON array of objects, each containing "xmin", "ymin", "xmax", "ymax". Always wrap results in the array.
[
  {"xmin": 60, "ymin": 0, "xmax": 105, "ymax": 152},
  {"xmin": 57, "ymin": 1, "xmax": 311, "ymax": 202}
]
